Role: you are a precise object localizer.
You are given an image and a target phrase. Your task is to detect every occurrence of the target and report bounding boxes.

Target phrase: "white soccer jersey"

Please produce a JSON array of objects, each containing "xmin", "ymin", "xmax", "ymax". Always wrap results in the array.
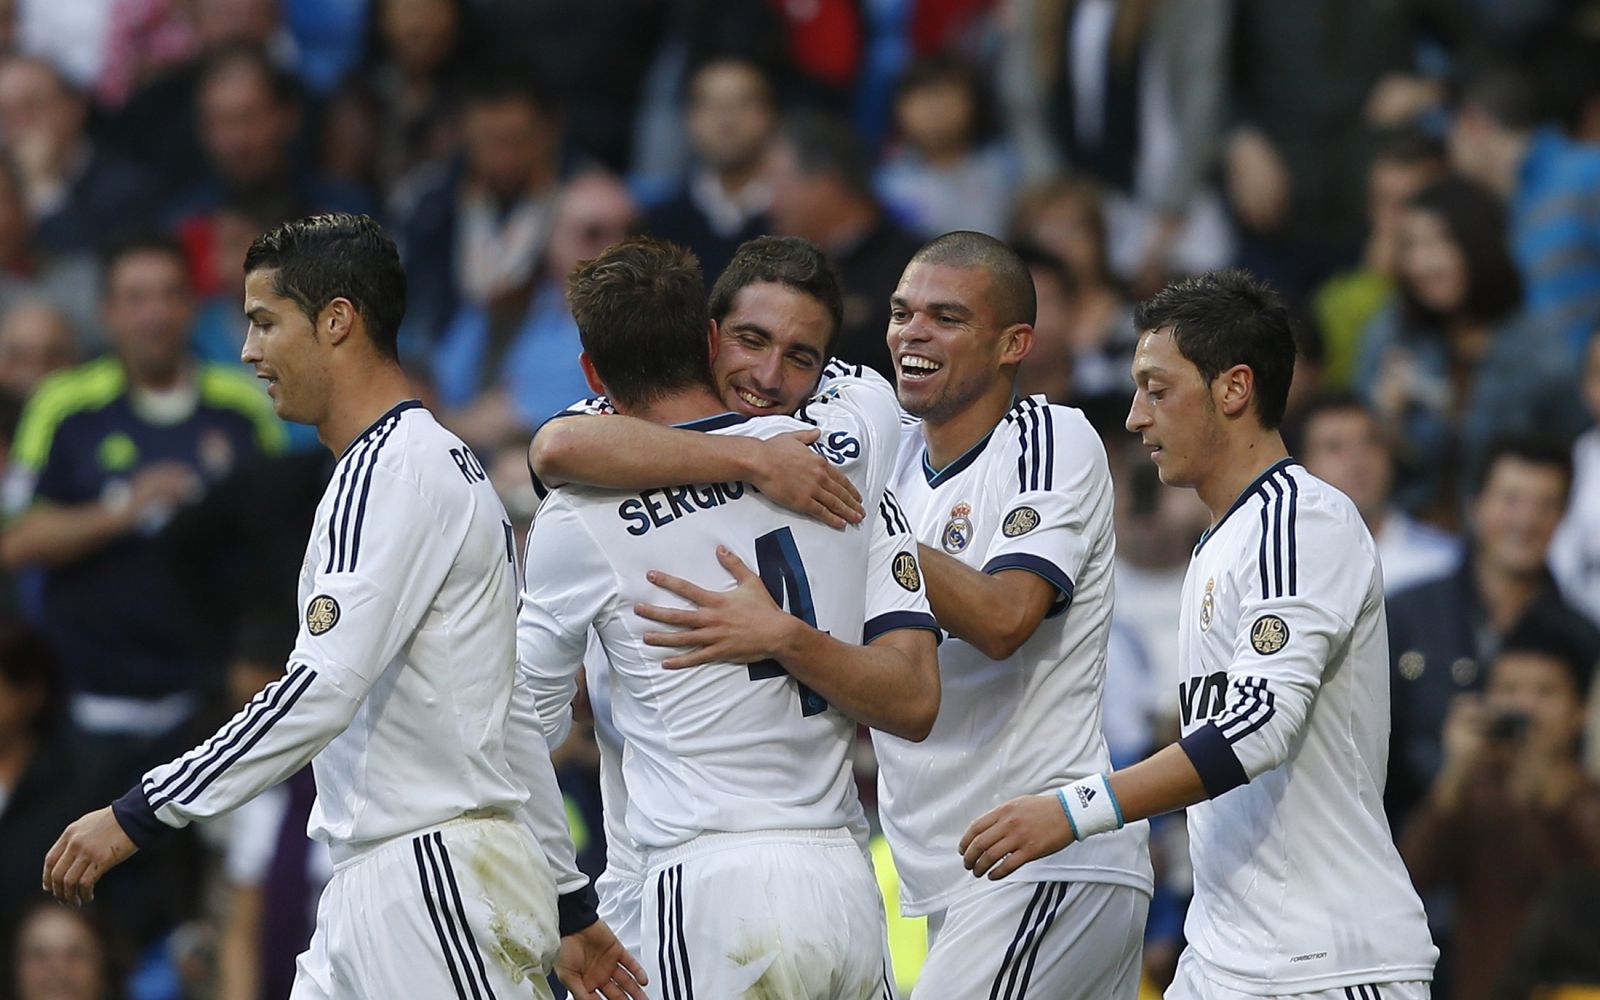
[
  {"xmin": 517, "ymin": 371, "xmax": 938, "ymax": 852},
  {"xmin": 1174, "ymin": 459, "xmax": 1436, "ymax": 993},
  {"xmin": 876, "ymin": 396, "xmax": 1152, "ymax": 915},
  {"xmin": 114, "ymin": 401, "xmax": 585, "ymax": 899}
]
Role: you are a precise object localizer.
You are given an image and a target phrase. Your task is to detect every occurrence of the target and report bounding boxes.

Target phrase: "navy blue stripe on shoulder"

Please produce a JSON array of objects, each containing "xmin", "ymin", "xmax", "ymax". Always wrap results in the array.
[{"xmin": 346, "ymin": 415, "xmax": 405, "ymax": 571}]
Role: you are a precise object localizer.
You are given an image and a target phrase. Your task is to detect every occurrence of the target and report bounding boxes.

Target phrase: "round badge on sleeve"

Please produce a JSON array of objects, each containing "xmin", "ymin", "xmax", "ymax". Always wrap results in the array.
[
  {"xmin": 1250, "ymin": 614, "xmax": 1289, "ymax": 655},
  {"xmin": 1002, "ymin": 506, "xmax": 1040, "ymax": 537},
  {"xmin": 307, "ymin": 595, "xmax": 341, "ymax": 635},
  {"xmin": 892, "ymin": 551, "xmax": 922, "ymax": 591}
]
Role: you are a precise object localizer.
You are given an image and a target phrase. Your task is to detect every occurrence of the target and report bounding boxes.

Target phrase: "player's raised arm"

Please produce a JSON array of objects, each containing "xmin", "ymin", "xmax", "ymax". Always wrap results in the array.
[{"xmin": 44, "ymin": 467, "xmax": 459, "ymax": 905}]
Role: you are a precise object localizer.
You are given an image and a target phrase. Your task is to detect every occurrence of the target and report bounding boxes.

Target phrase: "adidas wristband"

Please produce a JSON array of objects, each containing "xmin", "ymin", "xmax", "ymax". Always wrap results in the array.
[{"xmin": 1055, "ymin": 773, "xmax": 1124, "ymax": 841}]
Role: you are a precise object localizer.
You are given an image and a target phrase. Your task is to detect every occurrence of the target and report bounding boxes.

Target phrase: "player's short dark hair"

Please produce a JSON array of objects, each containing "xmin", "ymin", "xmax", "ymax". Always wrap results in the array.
[
  {"xmin": 1133, "ymin": 268, "xmax": 1296, "ymax": 430},
  {"xmin": 910, "ymin": 231, "xmax": 1037, "ymax": 328},
  {"xmin": 198, "ymin": 41, "xmax": 300, "ymax": 108},
  {"xmin": 567, "ymin": 237, "xmax": 713, "ymax": 408},
  {"xmin": 1474, "ymin": 435, "xmax": 1574, "ymax": 502},
  {"xmin": 1398, "ymin": 176, "xmax": 1522, "ymax": 328},
  {"xmin": 1498, "ymin": 601, "xmax": 1600, "ymax": 701},
  {"xmin": 780, "ymin": 112, "xmax": 876, "ymax": 202},
  {"xmin": 709, "ymin": 236, "xmax": 844, "ymax": 354},
  {"xmin": 101, "ymin": 233, "xmax": 191, "ymax": 294},
  {"xmin": 244, "ymin": 213, "xmax": 407, "ymax": 361}
]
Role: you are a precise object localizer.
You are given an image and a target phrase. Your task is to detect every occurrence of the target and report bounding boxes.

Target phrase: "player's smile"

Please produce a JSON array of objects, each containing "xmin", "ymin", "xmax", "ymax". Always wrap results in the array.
[{"xmin": 896, "ymin": 352, "xmax": 944, "ymax": 383}]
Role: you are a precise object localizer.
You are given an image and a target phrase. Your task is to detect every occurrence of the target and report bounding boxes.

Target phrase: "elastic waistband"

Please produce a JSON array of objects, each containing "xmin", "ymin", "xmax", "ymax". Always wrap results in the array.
[
  {"xmin": 643, "ymin": 826, "xmax": 857, "ymax": 872},
  {"xmin": 330, "ymin": 810, "xmax": 514, "ymax": 871}
]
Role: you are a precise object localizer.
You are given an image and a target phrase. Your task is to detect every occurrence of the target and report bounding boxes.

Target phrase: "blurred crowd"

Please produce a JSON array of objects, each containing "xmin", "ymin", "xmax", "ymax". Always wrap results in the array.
[{"xmin": 1, "ymin": 0, "xmax": 1599, "ymax": 998}]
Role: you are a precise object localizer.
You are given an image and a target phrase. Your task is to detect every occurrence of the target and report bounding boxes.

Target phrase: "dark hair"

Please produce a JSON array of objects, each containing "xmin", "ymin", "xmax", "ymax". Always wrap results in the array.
[
  {"xmin": 1287, "ymin": 389, "xmax": 1380, "ymax": 461},
  {"xmin": 243, "ymin": 213, "xmax": 407, "ymax": 360},
  {"xmin": 686, "ymin": 54, "xmax": 777, "ymax": 110},
  {"xmin": 567, "ymin": 237, "xmax": 713, "ymax": 408},
  {"xmin": 198, "ymin": 41, "xmax": 300, "ymax": 108},
  {"xmin": 1539, "ymin": 39, "xmax": 1600, "ymax": 136},
  {"xmin": 709, "ymin": 236, "xmax": 844, "ymax": 353},
  {"xmin": 461, "ymin": 64, "xmax": 555, "ymax": 118},
  {"xmin": 6, "ymin": 898, "xmax": 126, "ymax": 1000},
  {"xmin": 1013, "ymin": 241, "xmax": 1073, "ymax": 295},
  {"xmin": 1398, "ymin": 176, "xmax": 1522, "ymax": 328},
  {"xmin": 1475, "ymin": 435, "xmax": 1574, "ymax": 502},
  {"xmin": 910, "ymin": 230, "xmax": 1037, "ymax": 328},
  {"xmin": 1459, "ymin": 67, "xmax": 1540, "ymax": 131},
  {"xmin": 101, "ymin": 234, "xmax": 190, "ymax": 295},
  {"xmin": 0, "ymin": 618, "xmax": 62, "ymax": 739},
  {"xmin": 1133, "ymin": 268, "xmax": 1296, "ymax": 430},
  {"xmin": 1498, "ymin": 601, "xmax": 1600, "ymax": 700},
  {"xmin": 1369, "ymin": 126, "xmax": 1446, "ymax": 170},
  {"xmin": 891, "ymin": 53, "xmax": 997, "ymax": 147},
  {"xmin": 780, "ymin": 113, "xmax": 876, "ymax": 202}
]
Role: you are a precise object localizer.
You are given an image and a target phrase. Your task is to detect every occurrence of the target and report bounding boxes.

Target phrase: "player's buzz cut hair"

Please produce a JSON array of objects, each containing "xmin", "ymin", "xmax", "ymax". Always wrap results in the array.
[
  {"xmin": 909, "ymin": 231, "xmax": 1037, "ymax": 329},
  {"xmin": 244, "ymin": 213, "xmax": 408, "ymax": 362},
  {"xmin": 567, "ymin": 237, "xmax": 715, "ymax": 409},
  {"xmin": 709, "ymin": 236, "xmax": 845, "ymax": 355},
  {"xmin": 1134, "ymin": 268, "xmax": 1296, "ymax": 430}
]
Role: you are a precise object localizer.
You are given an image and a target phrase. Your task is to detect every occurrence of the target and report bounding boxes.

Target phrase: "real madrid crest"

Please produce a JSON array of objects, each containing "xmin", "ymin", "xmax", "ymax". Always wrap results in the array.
[
  {"xmin": 1199, "ymin": 577, "xmax": 1215, "ymax": 632},
  {"xmin": 307, "ymin": 594, "xmax": 341, "ymax": 635},
  {"xmin": 892, "ymin": 551, "xmax": 922, "ymax": 591},
  {"xmin": 1250, "ymin": 614, "xmax": 1289, "ymax": 655},
  {"xmin": 1002, "ymin": 506, "xmax": 1040, "ymax": 537},
  {"xmin": 942, "ymin": 501, "xmax": 974, "ymax": 553}
]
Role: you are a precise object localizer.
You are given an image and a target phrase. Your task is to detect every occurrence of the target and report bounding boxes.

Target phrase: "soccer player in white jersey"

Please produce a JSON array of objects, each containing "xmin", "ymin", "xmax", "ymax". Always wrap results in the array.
[
  {"xmin": 41, "ymin": 214, "xmax": 645, "ymax": 1000},
  {"xmin": 518, "ymin": 237, "xmax": 940, "ymax": 998},
  {"xmin": 961, "ymin": 269, "xmax": 1439, "ymax": 999}
]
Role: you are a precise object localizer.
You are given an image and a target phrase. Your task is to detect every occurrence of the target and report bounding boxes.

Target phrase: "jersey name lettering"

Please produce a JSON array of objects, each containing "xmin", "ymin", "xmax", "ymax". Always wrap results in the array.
[{"xmin": 617, "ymin": 482, "xmax": 749, "ymax": 536}]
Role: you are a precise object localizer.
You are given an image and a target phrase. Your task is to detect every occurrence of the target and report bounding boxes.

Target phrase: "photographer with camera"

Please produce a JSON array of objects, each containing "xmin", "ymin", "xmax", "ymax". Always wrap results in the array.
[{"xmin": 1400, "ymin": 602, "xmax": 1600, "ymax": 1000}]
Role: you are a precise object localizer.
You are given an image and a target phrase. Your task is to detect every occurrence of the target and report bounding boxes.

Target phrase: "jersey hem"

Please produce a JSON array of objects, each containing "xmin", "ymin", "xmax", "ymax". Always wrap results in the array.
[
  {"xmin": 1186, "ymin": 952, "xmax": 1436, "ymax": 995},
  {"xmin": 897, "ymin": 864, "xmax": 1154, "ymax": 917}
]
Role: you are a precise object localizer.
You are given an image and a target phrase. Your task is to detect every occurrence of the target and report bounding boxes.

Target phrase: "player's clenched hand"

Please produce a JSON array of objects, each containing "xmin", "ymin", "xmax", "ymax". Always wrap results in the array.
[
  {"xmin": 959, "ymin": 793, "xmax": 1075, "ymax": 881},
  {"xmin": 638, "ymin": 546, "xmax": 796, "ymax": 668},
  {"xmin": 556, "ymin": 920, "xmax": 649, "ymax": 1000},
  {"xmin": 748, "ymin": 430, "xmax": 864, "ymax": 530},
  {"xmin": 43, "ymin": 806, "xmax": 139, "ymax": 906}
]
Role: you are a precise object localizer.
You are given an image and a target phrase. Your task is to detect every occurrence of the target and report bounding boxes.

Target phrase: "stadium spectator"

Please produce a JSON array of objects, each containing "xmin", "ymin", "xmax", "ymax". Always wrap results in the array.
[
  {"xmin": 1386, "ymin": 438, "xmax": 1600, "ymax": 826},
  {"xmin": 1013, "ymin": 244, "xmax": 1074, "ymax": 404},
  {"xmin": 0, "ymin": 301, "xmax": 77, "ymax": 403},
  {"xmin": 0, "ymin": 237, "xmax": 285, "ymax": 777},
  {"xmin": 363, "ymin": 0, "xmax": 472, "ymax": 195},
  {"xmin": 434, "ymin": 170, "xmax": 636, "ymax": 448},
  {"xmin": 766, "ymin": 112, "xmax": 922, "ymax": 378},
  {"xmin": 1400, "ymin": 605, "xmax": 1600, "ymax": 1000},
  {"xmin": 1000, "ymin": 0, "xmax": 1232, "ymax": 291},
  {"xmin": 643, "ymin": 55, "xmax": 777, "ymax": 286},
  {"xmin": 1355, "ymin": 176, "xmax": 1584, "ymax": 522},
  {"xmin": 0, "ymin": 55, "xmax": 155, "ymax": 256},
  {"xmin": 875, "ymin": 54, "xmax": 1018, "ymax": 240},
  {"xmin": 1551, "ymin": 331, "xmax": 1600, "ymax": 626},
  {"xmin": 395, "ymin": 68, "xmax": 563, "ymax": 354},
  {"xmin": 1311, "ymin": 128, "xmax": 1448, "ymax": 387},
  {"xmin": 1450, "ymin": 66, "xmax": 1600, "ymax": 356},
  {"xmin": 7, "ymin": 900, "xmax": 123, "ymax": 1000},
  {"xmin": 1493, "ymin": 871, "xmax": 1600, "ymax": 1000},
  {"xmin": 0, "ymin": 152, "xmax": 102, "ymax": 345},
  {"xmin": 1297, "ymin": 391, "xmax": 1461, "ymax": 594}
]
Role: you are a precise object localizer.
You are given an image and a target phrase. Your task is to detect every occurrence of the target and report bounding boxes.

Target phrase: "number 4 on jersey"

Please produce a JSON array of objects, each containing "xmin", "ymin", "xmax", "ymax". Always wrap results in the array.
[{"xmin": 747, "ymin": 526, "xmax": 829, "ymax": 716}]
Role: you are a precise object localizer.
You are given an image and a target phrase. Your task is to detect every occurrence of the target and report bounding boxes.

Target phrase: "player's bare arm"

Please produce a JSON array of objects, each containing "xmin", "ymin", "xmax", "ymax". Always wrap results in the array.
[
  {"xmin": 916, "ymin": 542, "xmax": 1060, "ymax": 660},
  {"xmin": 960, "ymin": 743, "xmax": 1208, "ymax": 880},
  {"xmin": 637, "ymin": 545, "xmax": 940, "ymax": 741},
  {"xmin": 529, "ymin": 415, "xmax": 863, "ymax": 528}
]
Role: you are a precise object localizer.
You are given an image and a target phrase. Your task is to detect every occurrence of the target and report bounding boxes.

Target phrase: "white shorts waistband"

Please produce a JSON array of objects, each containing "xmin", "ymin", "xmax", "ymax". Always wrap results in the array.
[
  {"xmin": 329, "ymin": 810, "xmax": 516, "ymax": 871},
  {"xmin": 642, "ymin": 826, "xmax": 857, "ymax": 873}
]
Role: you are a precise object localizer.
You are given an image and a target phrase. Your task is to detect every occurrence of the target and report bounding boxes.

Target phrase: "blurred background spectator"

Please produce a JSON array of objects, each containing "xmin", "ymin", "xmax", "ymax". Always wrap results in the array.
[{"xmin": 0, "ymin": 2, "xmax": 1590, "ymax": 995}]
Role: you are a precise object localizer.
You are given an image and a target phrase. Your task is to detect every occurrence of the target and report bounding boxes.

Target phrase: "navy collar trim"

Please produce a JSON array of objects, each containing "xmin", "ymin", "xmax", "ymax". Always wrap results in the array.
[
  {"xmin": 1195, "ymin": 457, "xmax": 1299, "ymax": 553},
  {"xmin": 340, "ymin": 399, "xmax": 422, "ymax": 459},
  {"xmin": 923, "ymin": 429, "xmax": 996, "ymax": 487},
  {"xmin": 673, "ymin": 411, "xmax": 751, "ymax": 432}
]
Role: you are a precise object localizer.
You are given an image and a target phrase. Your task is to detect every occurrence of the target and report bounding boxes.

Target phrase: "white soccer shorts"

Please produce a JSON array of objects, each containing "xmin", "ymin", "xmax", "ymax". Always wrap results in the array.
[
  {"xmin": 912, "ymin": 879, "xmax": 1148, "ymax": 1000},
  {"xmin": 291, "ymin": 815, "xmax": 560, "ymax": 1000},
  {"xmin": 596, "ymin": 865, "xmax": 645, "ymax": 961},
  {"xmin": 1167, "ymin": 948, "xmax": 1431, "ymax": 1000},
  {"xmin": 643, "ymin": 827, "xmax": 895, "ymax": 1000}
]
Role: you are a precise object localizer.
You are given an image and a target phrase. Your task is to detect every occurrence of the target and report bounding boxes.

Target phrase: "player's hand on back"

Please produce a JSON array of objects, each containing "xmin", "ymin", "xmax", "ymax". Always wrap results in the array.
[
  {"xmin": 556, "ymin": 919, "xmax": 649, "ymax": 1000},
  {"xmin": 959, "ymin": 793, "xmax": 1076, "ymax": 881},
  {"xmin": 638, "ymin": 546, "xmax": 797, "ymax": 668},
  {"xmin": 748, "ymin": 430, "xmax": 864, "ymax": 529},
  {"xmin": 42, "ymin": 806, "xmax": 139, "ymax": 906}
]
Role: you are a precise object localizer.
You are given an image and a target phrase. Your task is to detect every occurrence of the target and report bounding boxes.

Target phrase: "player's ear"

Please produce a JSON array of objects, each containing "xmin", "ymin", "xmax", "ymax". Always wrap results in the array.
[
  {"xmin": 999, "ymin": 323, "xmax": 1034, "ymax": 368},
  {"xmin": 706, "ymin": 320, "xmax": 721, "ymax": 363},
  {"xmin": 322, "ymin": 298, "xmax": 357, "ymax": 347},
  {"xmin": 579, "ymin": 352, "xmax": 606, "ymax": 396},
  {"xmin": 1215, "ymin": 363, "xmax": 1254, "ymax": 419}
]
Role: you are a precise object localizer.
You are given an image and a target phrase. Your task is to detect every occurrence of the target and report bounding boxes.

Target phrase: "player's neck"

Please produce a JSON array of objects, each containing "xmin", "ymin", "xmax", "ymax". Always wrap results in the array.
[
  {"xmin": 317, "ymin": 366, "xmax": 417, "ymax": 456},
  {"xmin": 1196, "ymin": 431, "xmax": 1290, "ymax": 524},
  {"xmin": 921, "ymin": 383, "xmax": 1018, "ymax": 472},
  {"xmin": 622, "ymin": 386, "xmax": 729, "ymax": 428}
]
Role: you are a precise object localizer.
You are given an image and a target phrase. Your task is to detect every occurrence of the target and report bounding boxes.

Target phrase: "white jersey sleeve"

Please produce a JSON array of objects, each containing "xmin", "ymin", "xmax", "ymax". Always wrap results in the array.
[
  {"xmin": 863, "ymin": 488, "xmax": 940, "ymax": 644},
  {"xmin": 797, "ymin": 360, "xmax": 903, "ymax": 500},
  {"xmin": 1178, "ymin": 487, "xmax": 1365, "ymax": 797},
  {"xmin": 979, "ymin": 399, "xmax": 1102, "ymax": 615},
  {"xmin": 113, "ymin": 465, "xmax": 457, "ymax": 841}
]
